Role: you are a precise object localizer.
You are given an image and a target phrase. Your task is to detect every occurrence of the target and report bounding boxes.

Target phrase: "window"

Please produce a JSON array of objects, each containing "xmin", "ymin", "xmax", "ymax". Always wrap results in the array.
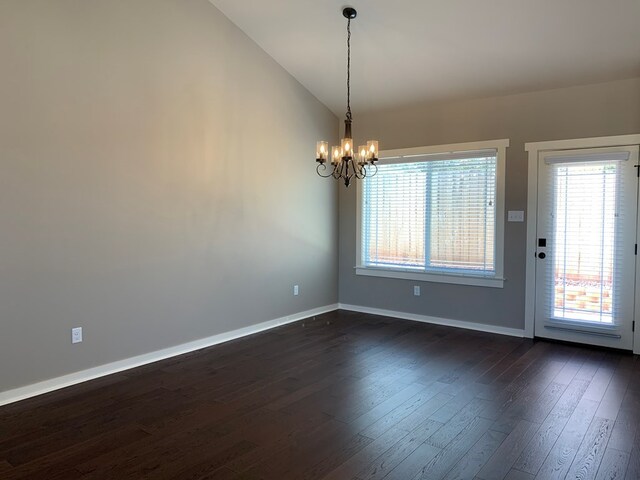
[
  {"xmin": 356, "ymin": 140, "xmax": 508, "ymax": 287},
  {"xmin": 547, "ymin": 154, "xmax": 627, "ymax": 324}
]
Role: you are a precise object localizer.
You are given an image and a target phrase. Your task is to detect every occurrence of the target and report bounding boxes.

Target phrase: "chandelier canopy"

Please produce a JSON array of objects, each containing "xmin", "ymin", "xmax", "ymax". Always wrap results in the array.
[{"xmin": 315, "ymin": 7, "xmax": 379, "ymax": 187}]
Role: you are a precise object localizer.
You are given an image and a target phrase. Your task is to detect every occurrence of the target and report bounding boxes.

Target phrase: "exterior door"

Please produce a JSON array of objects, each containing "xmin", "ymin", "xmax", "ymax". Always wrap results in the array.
[{"xmin": 534, "ymin": 146, "xmax": 639, "ymax": 350}]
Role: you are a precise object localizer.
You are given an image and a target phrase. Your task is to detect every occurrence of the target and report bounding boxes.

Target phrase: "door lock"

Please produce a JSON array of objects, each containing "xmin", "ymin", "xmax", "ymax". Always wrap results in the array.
[{"xmin": 538, "ymin": 252, "xmax": 546, "ymax": 259}]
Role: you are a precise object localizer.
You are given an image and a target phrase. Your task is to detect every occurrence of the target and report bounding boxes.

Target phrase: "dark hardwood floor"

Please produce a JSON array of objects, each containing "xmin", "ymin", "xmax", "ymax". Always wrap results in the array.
[{"xmin": 1, "ymin": 310, "xmax": 639, "ymax": 479}]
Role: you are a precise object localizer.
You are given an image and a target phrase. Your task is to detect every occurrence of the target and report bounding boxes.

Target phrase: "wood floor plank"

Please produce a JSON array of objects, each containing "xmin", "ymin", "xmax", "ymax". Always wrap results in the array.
[
  {"xmin": 320, "ymin": 426, "xmax": 412, "ymax": 480},
  {"xmin": 476, "ymin": 342, "xmax": 536, "ymax": 385},
  {"xmin": 479, "ymin": 358, "xmax": 566, "ymax": 425},
  {"xmin": 535, "ymin": 396, "xmax": 600, "ymax": 480},
  {"xmin": 349, "ymin": 382, "xmax": 429, "ymax": 433},
  {"xmin": 490, "ymin": 378, "xmax": 566, "ymax": 434},
  {"xmin": 520, "ymin": 381, "xmax": 567, "ymax": 423},
  {"xmin": 551, "ymin": 349, "xmax": 588, "ymax": 385},
  {"xmin": 429, "ymin": 385, "xmax": 481, "ymax": 424},
  {"xmin": 197, "ymin": 466, "xmax": 242, "ymax": 480},
  {"xmin": 624, "ymin": 444, "xmax": 640, "ymax": 480},
  {"xmin": 426, "ymin": 396, "xmax": 491, "ymax": 449},
  {"xmin": 512, "ymin": 377, "xmax": 591, "ymax": 475},
  {"xmin": 565, "ymin": 416, "xmax": 615, "ymax": 480},
  {"xmin": 503, "ymin": 469, "xmax": 535, "ymax": 480},
  {"xmin": 412, "ymin": 416, "xmax": 492, "ymax": 480},
  {"xmin": 135, "ymin": 439, "xmax": 258, "ymax": 480},
  {"xmin": 380, "ymin": 441, "xmax": 441, "ymax": 480},
  {"xmin": 476, "ymin": 420, "xmax": 540, "ymax": 480},
  {"xmin": 594, "ymin": 448, "xmax": 629, "ymax": 480},
  {"xmin": 355, "ymin": 419, "xmax": 442, "ymax": 480},
  {"xmin": 574, "ymin": 351, "xmax": 607, "ymax": 383},
  {"xmin": 0, "ymin": 460, "xmax": 13, "ymax": 476},
  {"xmin": 2, "ymin": 388, "xmax": 183, "ymax": 467},
  {"xmin": 359, "ymin": 390, "xmax": 452, "ymax": 440},
  {"xmin": 595, "ymin": 372, "xmax": 631, "ymax": 421},
  {"xmin": 238, "ymin": 420, "xmax": 372, "ymax": 480},
  {"xmin": 440, "ymin": 349, "xmax": 514, "ymax": 397},
  {"xmin": 222, "ymin": 416, "xmax": 330, "ymax": 474},
  {"xmin": 2, "ymin": 425, "xmax": 150, "ymax": 479},
  {"xmin": 606, "ymin": 408, "xmax": 639, "ymax": 453},
  {"xmin": 442, "ymin": 430, "xmax": 507, "ymax": 480}
]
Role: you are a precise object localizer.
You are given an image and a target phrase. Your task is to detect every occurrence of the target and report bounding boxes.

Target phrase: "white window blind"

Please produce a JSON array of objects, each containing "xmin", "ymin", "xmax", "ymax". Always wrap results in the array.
[
  {"xmin": 547, "ymin": 159, "xmax": 624, "ymax": 325},
  {"xmin": 362, "ymin": 152, "xmax": 497, "ymax": 276}
]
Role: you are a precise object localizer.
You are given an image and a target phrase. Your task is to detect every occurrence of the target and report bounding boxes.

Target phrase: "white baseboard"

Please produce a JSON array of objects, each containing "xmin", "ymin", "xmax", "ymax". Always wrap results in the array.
[
  {"xmin": 0, "ymin": 303, "xmax": 339, "ymax": 407},
  {"xmin": 0, "ymin": 302, "xmax": 525, "ymax": 407},
  {"xmin": 338, "ymin": 303, "xmax": 525, "ymax": 338}
]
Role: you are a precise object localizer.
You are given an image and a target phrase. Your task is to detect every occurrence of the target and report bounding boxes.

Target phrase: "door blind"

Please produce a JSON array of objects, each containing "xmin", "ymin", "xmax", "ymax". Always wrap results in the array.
[{"xmin": 547, "ymin": 159, "xmax": 624, "ymax": 325}]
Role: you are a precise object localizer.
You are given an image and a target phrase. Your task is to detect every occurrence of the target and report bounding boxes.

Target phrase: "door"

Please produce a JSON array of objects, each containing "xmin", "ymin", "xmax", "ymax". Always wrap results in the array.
[{"xmin": 534, "ymin": 146, "xmax": 639, "ymax": 350}]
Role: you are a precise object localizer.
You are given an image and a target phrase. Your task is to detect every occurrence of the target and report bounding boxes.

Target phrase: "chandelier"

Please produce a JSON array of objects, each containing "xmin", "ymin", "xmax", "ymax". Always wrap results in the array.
[{"xmin": 315, "ymin": 7, "xmax": 379, "ymax": 187}]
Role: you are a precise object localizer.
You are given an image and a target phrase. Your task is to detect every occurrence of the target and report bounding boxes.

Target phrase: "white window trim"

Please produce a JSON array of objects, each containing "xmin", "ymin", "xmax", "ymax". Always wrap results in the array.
[{"xmin": 356, "ymin": 139, "xmax": 509, "ymax": 288}]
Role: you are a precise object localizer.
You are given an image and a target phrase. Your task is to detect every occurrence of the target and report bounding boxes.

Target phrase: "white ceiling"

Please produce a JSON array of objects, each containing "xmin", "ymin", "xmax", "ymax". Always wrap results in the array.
[{"xmin": 209, "ymin": 0, "xmax": 640, "ymax": 116}]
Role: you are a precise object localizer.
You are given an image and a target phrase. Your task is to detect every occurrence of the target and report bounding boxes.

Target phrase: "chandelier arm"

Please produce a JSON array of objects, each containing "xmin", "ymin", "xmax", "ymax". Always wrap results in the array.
[
  {"xmin": 343, "ymin": 160, "xmax": 353, "ymax": 183},
  {"xmin": 350, "ymin": 159, "xmax": 357, "ymax": 178},
  {"xmin": 354, "ymin": 165, "xmax": 366, "ymax": 179},
  {"xmin": 316, "ymin": 163, "xmax": 334, "ymax": 178},
  {"xmin": 345, "ymin": 169, "xmax": 354, "ymax": 187},
  {"xmin": 332, "ymin": 161, "xmax": 343, "ymax": 179}
]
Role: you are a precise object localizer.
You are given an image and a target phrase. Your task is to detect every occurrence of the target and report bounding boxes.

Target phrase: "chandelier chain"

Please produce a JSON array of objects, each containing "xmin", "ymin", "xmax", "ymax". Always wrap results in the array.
[{"xmin": 346, "ymin": 17, "xmax": 352, "ymax": 122}]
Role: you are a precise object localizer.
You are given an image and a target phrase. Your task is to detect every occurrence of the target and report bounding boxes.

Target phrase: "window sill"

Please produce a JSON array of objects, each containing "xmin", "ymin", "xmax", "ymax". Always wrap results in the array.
[{"xmin": 355, "ymin": 266, "xmax": 505, "ymax": 288}]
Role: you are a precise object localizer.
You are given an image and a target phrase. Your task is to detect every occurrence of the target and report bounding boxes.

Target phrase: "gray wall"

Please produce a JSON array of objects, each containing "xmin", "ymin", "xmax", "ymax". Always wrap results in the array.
[
  {"xmin": 340, "ymin": 77, "xmax": 640, "ymax": 330},
  {"xmin": 0, "ymin": 0, "xmax": 338, "ymax": 393}
]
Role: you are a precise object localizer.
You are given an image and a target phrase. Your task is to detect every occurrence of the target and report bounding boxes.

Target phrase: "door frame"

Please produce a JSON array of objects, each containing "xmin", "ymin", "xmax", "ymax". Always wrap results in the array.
[{"xmin": 524, "ymin": 134, "xmax": 640, "ymax": 353}]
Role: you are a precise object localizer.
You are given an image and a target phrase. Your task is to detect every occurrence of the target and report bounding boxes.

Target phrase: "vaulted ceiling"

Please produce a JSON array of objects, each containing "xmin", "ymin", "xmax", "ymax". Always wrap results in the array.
[{"xmin": 209, "ymin": 0, "xmax": 640, "ymax": 116}]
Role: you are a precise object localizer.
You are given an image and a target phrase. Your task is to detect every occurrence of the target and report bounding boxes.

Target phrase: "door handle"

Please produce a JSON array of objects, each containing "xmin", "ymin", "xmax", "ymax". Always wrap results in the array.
[{"xmin": 538, "ymin": 252, "xmax": 546, "ymax": 259}]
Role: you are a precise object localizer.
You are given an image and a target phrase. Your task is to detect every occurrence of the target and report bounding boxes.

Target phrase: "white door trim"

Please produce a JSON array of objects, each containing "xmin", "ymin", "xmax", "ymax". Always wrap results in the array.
[{"xmin": 524, "ymin": 134, "xmax": 640, "ymax": 348}]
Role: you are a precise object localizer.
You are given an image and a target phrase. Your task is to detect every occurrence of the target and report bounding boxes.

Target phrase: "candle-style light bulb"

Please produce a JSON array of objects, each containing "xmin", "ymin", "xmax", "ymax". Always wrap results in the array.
[
  {"xmin": 331, "ymin": 146, "xmax": 342, "ymax": 164},
  {"xmin": 366, "ymin": 140, "xmax": 379, "ymax": 161},
  {"xmin": 341, "ymin": 137, "xmax": 352, "ymax": 158},
  {"xmin": 316, "ymin": 141, "xmax": 329, "ymax": 163},
  {"xmin": 358, "ymin": 145, "xmax": 367, "ymax": 165}
]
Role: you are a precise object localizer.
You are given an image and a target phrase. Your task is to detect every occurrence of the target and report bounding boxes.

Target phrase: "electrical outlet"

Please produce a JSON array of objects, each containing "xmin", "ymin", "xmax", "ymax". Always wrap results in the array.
[
  {"xmin": 414, "ymin": 285, "xmax": 421, "ymax": 296},
  {"xmin": 71, "ymin": 327, "xmax": 83, "ymax": 344},
  {"xmin": 293, "ymin": 285, "xmax": 299, "ymax": 296}
]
